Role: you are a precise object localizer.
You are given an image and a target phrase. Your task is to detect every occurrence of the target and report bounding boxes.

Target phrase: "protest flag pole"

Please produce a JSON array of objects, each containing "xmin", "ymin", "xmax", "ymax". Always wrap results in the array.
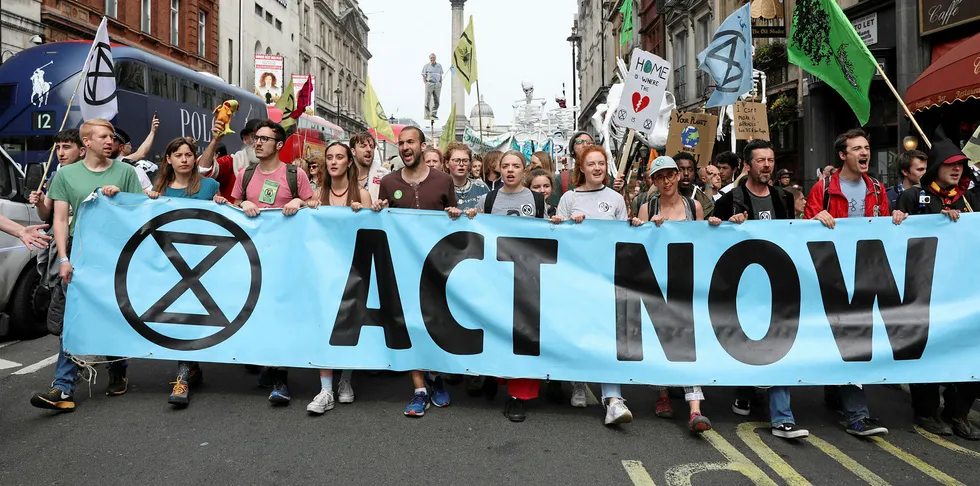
[
  {"xmin": 37, "ymin": 71, "xmax": 86, "ymax": 194},
  {"xmin": 873, "ymin": 63, "xmax": 931, "ymax": 149},
  {"xmin": 475, "ymin": 80, "xmax": 485, "ymax": 155}
]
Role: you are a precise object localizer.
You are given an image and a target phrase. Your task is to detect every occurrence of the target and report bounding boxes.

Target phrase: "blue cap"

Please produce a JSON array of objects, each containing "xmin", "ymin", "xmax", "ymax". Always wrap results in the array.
[{"xmin": 648, "ymin": 156, "xmax": 678, "ymax": 176}]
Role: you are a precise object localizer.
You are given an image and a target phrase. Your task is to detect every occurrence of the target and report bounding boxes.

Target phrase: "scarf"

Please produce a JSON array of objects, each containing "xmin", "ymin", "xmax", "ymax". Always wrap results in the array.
[{"xmin": 929, "ymin": 181, "xmax": 962, "ymax": 209}]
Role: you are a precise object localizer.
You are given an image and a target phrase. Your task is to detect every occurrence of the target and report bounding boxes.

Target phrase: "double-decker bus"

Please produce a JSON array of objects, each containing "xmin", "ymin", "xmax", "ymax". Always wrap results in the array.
[{"xmin": 0, "ymin": 41, "xmax": 266, "ymax": 168}]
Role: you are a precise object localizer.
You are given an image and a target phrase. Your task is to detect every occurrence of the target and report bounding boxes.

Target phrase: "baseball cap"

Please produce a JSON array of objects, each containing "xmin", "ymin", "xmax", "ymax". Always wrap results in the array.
[
  {"xmin": 648, "ymin": 156, "xmax": 678, "ymax": 176},
  {"xmin": 241, "ymin": 119, "xmax": 263, "ymax": 140}
]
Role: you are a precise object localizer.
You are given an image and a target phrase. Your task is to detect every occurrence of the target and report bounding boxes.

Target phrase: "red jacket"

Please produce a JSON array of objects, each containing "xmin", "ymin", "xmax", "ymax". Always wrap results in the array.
[
  {"xmin": 200, "ymin": 155, "xmax": 238, "ymax": 201},
  {"xmin": 804, "ymin": 171, "xmax": 889, "ymax": 219}
]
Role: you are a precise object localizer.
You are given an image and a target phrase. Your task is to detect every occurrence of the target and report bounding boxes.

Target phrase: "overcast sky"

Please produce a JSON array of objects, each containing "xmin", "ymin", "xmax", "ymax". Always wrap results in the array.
[{"xmin": 360, "ymin": 0, "xmax": 577, "ymax": 129}]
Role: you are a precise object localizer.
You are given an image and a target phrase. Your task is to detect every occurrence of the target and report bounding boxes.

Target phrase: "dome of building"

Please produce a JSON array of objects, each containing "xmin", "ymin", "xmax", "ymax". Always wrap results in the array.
[{"xmin": 470, "ymin": 96, "xmax": 494, "ymax": 119}]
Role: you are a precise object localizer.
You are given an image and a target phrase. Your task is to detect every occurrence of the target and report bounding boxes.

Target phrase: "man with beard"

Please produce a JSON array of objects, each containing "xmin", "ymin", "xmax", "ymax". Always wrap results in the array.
[
  {"xmin": 674, "ymin": 152, "xmax": 714, "ymax": 217},
  {"xmin": 886, "ymin": 150, "xmax": 928, "ymax": 209},
  {"xmin": 891, "ymin": 129, "xmax": 979, "ymax": 440},
  {"xmin": 803, "ymin": 129, "xmax": 890, "ymax": 437},
  {"xmin": 376, "ymin": 126, "xmax": 462, "ymax": 418},
  {"xmin": 709, "ymin": 140, "xmax": 809, "ymax": 439},
  {"xmin": 350, "ymin": 131, "xmax": 389, "ymax": 201},
  {"xmin": 199, "ymin": 118, "xmax": 263, "ymax": 200}
]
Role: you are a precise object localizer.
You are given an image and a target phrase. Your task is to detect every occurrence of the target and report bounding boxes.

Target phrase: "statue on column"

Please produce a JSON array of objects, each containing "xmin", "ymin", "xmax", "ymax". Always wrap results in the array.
[{"xmin": 422, "ymin": 53, "xmax": 445, "ymax": 120}]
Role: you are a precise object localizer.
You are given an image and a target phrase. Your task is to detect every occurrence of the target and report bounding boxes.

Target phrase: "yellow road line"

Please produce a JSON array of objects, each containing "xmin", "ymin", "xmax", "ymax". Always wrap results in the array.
[
  {"xmin": 913, "ymin": 426, "xmax": 980, "ymax": 460},
  {"xmin": 622, "ymin": 460, "xmax": 657, "ymax": 486},
  {"xmin": 807, "ymin": 435, "xmax": 890, "ymax": 486},
  {"xmin": 869, "ymin": 437, "xmax": 965, "ymax": 485},
  {"xmin": 735, "ymin": 422, "xmax": 811, "ymax": 486}
]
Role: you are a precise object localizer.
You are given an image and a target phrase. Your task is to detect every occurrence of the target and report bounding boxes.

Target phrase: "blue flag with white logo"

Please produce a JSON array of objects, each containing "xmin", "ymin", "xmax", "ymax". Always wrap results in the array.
[{"xmin": 697, "ymin": 2, "xmax": 753, "ymax": 108}]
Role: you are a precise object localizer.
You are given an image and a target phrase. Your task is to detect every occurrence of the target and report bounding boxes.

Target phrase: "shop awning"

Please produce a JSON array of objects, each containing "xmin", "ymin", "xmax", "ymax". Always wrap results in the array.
[{"xmin": 905, "ymin": 32, "xmax": 980, "ymax": 113}]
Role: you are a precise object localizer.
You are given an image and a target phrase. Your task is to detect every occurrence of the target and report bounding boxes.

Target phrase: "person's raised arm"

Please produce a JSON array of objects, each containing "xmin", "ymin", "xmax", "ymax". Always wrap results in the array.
[
  {"xmin": 128, "ymin": 113, "xmax": 160, "ymax": 161},
  {"xmin": 199, "ymin": 119, "xmax": 226, "ymax": 171}
]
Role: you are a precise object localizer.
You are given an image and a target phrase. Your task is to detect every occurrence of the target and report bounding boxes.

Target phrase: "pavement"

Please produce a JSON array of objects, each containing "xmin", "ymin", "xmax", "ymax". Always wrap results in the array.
[{"xmin": 2, "ymin": 335, "xmax": 979, "ymax": 486}]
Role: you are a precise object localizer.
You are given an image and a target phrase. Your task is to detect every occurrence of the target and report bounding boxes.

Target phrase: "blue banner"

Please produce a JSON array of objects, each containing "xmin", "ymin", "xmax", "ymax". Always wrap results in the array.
[{"xmin": 64, "ymin": 193, "xmax": 980, "ymax": 386}]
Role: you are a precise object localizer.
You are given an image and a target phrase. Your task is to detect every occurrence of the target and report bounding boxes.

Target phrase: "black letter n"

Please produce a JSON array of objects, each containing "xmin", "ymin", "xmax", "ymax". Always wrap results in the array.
[
  {"xmin": 329, "ymin": 229, "xmax": 411, "ymax": 349},
  {"xmin": 614, "ymin": 242, "xmax": 695, "ymax": 362}
]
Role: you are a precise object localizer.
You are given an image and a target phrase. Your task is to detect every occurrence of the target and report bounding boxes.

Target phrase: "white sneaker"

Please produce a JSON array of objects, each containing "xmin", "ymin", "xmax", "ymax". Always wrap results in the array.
[
  {"xmin": 338, "ymin": 379, "xmax": 354, "ymax": 404},
  {"xmin": 604, "ymin": 399, "xmax": 634, "ymax": 425},
  {"xmin": 571, "ymin": 382, "xmax": 588, "ymax": 408},
  {"xmin": 306, "ymin": 389, "xmax": 335, "ymax": 414}
]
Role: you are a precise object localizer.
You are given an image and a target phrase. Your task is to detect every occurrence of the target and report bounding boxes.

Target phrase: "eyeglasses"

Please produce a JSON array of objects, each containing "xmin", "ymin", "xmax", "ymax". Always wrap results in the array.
[
  {"xmin": 652, "ymin": 171, "xmax": 677, "ymax": 183},
  {"xmin": 574, "ymin": 139, "xmax": 594, "ymax": 146},
  {"xmin": 253, "ymin": 135, "xmax": 278, "ymax": 145},
  {"xmin": 449, "ymin": 158, "xmax": 470, "ymax": 165},
  {"xmin": 308, "ymin": 164, "xmax": 319, "ymax": 169}
]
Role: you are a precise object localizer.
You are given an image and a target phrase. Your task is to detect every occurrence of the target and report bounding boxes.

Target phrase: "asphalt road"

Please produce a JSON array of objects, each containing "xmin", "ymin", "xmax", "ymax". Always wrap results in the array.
[{"xmin": 2, "ymin": 335, "xmax": 979, "ymax": 486}]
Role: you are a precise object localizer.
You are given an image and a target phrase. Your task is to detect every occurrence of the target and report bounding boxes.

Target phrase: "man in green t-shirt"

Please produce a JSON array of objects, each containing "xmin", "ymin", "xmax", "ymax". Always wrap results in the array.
[{"xmin": 30, "ymin": 118, "xmax": 144, "ymax": 413}]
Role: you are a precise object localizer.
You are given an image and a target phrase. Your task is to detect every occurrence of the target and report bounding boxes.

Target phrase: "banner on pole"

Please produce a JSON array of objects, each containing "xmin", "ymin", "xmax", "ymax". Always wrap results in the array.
[{"xmin": 64, "ymin": 194, "xmax": 979, "ymax": 386}]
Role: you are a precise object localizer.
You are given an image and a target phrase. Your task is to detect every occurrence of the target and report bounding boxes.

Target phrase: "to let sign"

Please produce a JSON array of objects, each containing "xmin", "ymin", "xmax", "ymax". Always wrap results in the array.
[
  {"xmin": 733, "ymin": 102, "xmax": 770, "ymax": 141},
  {"xmin": 614, "ymin": 49, "xmax": 672, "ymax": 133},
  {"xmin": 919, "ymin": 0, "xmax": 980, "ymax": 36},
  {"xmin": 851, "ymin": 13, "xmax": 878, "ymax": 46}
]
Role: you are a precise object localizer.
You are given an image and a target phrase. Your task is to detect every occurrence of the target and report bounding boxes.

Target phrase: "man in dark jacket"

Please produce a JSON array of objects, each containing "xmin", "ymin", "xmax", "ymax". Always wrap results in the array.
[
  {"xmin": 891, "ymin": 127, "xmax": 980, "ymax": 440},
  {"xmin": 708, "ymin": 139, "xmax": 809, "ymax": 440}
]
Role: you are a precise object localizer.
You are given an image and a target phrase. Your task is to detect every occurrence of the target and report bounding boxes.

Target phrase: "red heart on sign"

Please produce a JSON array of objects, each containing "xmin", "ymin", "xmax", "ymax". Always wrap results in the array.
[{"xmin": 631, "ymin": 92, "xmax": 650, "ymax": 113}]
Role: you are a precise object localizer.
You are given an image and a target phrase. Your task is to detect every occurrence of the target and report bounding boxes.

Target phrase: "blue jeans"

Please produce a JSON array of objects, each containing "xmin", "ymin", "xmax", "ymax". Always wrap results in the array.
[
  {"xmin": 768, "ymin": 386, "xmax": 795, "ymax": 426},
  {"xmin": 52, "ymin": 337, "xmax": 127, "ymax": 394},
  {"xmin": 838, "ymin": 385, "xmax": 871, "ymax": 425},
  {"xmin": 601, "ymin": 383, "xmax": 622, "ymax": 401}
]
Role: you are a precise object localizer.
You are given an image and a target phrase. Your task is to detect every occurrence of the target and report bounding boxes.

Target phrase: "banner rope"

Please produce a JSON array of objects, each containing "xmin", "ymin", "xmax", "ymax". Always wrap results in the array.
[{"xmin": 65, "ymin": 352, "xmax": 153, "ymax": 397}]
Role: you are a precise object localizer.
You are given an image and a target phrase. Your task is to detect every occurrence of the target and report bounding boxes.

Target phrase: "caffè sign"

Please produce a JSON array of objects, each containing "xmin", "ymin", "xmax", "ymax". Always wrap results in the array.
[{"xmin": 919, "ymin": 0, "xmax": 980, "ymax": 36}]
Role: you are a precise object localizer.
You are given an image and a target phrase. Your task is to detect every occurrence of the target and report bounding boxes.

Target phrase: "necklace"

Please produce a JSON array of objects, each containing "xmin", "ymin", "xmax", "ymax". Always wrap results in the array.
[{"xmin": 331, "ymin": 187, "xmax": 349, "ymax": 198}]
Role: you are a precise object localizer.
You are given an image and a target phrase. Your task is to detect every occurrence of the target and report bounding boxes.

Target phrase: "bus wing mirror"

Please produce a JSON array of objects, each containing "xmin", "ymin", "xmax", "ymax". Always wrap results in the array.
[{"xmin": 24, "ymin": 163, "xmax": 45, "ymax": 194}]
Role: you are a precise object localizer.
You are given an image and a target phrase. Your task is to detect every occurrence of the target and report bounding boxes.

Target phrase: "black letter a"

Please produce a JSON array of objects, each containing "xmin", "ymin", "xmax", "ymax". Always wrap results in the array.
[{"xmin": 329, "ymin": 229, "xmax": 411, "ymax": 349}]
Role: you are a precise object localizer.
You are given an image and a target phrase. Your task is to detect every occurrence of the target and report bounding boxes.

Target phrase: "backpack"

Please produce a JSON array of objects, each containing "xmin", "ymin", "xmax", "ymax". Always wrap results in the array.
[
  {"xmin": 645, "ymin": 194, "xmax": 696, "ymax": 221},
  {"xmin": 240, "ymin": 163, "xmax": 299, "ymax": 202},
  {"xmin": 822, "ymin": 174, "xmax": 885, "ymax": 216},
  {"xmin": 484, "ymin": 187, "xmax": 545, "ymax": 218}
]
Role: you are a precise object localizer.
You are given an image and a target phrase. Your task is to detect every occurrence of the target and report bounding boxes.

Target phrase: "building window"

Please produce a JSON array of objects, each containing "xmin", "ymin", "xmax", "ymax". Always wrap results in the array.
[
  {"xmin": 304, "ymin": 4, "xmax": 311, "ymax": 38},
  {"xmin": 319, "ymin": 22, "xmax": 326, "ymax": 45},
  {"xmin": 255, "ymin": 3, "xmax": 263, "ymax": 16},
  {"xmin": 672, "ymin": 32, "xmax": 687, "ymax": 104},
  {"xmin": 275, "ymin": 19, "xmax": 282, "ymax": 31},
  {"xmin": 141, "ymin": 0, "xmax": 151, "ymax": 34},
  {"xmin": 228, "ymin": 39, "xmax": 234, "ymax": 82},
  {"xmin": 198, "ymin": 11, "xmax": 207, "ymax": 56},
  {"xmin": 106, "ymin": 0, "xmax": 117, "ymax": 18},
  {"xmin": 170, "ymin": 0, "xmax": 180, "ymax": 46},
  {"xmin": 319, "ymin": 65, "xmax": 326, "ymax": 99},
  {"xmin": 266, "ymin": 12, "xmax": 273, "ymax": 24}
]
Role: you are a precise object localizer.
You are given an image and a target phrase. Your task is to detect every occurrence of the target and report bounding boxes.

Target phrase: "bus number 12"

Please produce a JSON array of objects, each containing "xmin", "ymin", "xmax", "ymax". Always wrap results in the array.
[{"xmin": 32, "ymin": 111, "xmax": 55, "ymax": 131}]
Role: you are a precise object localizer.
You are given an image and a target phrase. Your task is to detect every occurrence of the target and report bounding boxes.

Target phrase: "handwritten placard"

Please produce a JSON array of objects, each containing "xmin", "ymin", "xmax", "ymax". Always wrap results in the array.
[
  {"xmin": 614, "ymin": 49, "xmax": 672, "ymax": 133},
  {"xmin": 666, "ymin": 111, "xmax": 718, "ymax": 167},
  {"xmin": 733, "ymin": 101, "xmax": 770, "ymax": 141}
]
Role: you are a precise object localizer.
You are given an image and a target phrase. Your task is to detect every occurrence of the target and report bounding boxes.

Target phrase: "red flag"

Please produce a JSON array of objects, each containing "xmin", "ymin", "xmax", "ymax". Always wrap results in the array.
[{"xmin": 292, "ymin": 75, "xmax": 313, "ymax": 120}]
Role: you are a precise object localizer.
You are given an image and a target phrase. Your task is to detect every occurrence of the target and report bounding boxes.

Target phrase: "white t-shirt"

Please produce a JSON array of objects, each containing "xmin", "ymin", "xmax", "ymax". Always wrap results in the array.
[{"xmin": 556, "ymin": 186, "xmax": 628, "ymax": 221}]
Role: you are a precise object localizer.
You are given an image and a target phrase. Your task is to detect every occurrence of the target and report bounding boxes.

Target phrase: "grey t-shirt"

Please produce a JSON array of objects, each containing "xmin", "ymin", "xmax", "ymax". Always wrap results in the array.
[
  {"xmin": 478, "ymin": 187, "xmax": 539, "ymax": 217},
  {"xmin": 748, "ymin": 191, "xmax": 775, "ymax": 220},
  {"xmin": 422, "ymin": 63, "xmax": 444, "ymax": 83},
  {"xmin": 456, "ymin": 179, "xmax": 490, "ymax": 211},
  {"xmin": 839, "ymin": 178, "xmax": 866, "ymax": 217},
  {"xmin": 556, "ymin": 187, "xmax": 628, "ymax": 221}
]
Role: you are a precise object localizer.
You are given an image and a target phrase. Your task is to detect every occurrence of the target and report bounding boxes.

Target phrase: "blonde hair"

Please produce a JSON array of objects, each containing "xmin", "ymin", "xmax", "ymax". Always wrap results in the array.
[
  {"xmin": 79, "ymin": 118, "xmax": 114, "ymax": 141},
  {"xmin": 531, "ymin": 151, "xmax": 554, "ymax": 173}
]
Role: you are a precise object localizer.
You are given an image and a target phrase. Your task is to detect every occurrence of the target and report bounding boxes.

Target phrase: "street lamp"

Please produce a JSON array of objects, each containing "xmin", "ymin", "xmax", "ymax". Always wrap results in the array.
[
  {"xmin": 566, "ymin": 29, "xmax": 582, "ymax": 130},
  {"xmin": 389, "ymin": 114, "xmax": 396, "ymax": 125},
  {"xmin": 333, "ymin": 87, "xmax": 342, "ymax": 125}
]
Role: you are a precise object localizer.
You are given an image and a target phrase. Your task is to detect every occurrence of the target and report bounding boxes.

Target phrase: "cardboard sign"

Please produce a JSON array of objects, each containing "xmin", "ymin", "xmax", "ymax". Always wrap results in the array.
[
  {"xmin": 614, "ymin": 49, "xmax": 672, "ymax": 133},
  {"xmin": 733, "ymin": 102, "xmax": 770, "ymax": 141},
  {"xmin": 303, "ymin": 140, "xmax": 326, "ymax": 165},
  {"xmin": 665, "ymin": 111, "xmax": 718, "ymax": 167}
]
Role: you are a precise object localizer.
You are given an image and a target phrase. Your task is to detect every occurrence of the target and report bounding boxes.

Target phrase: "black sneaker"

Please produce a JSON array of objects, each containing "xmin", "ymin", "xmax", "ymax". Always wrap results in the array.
[
  {"xmin": 105, "ymin": 369, "xmax": 128, "ymax": 396},
  {"xmin": 942, "ymin": 415, "xmax": 980, "ymax": 441},
  {"xmin": 772, "ymin": 423, "xmax": 809, "ymax": 439},
  {"xmin": 732, "ymin": 399, "xmax": 751, "ymax": 416},
  {"xmin": 258, "ymin": 367, "xmax": 276, "ymax": 388},
  {"xmin": 545, "ymin": 381, "xmax": 563, "ymax": 404},
  {"xmin": 168, "ymin": 375, "xmax": 190, "ymax": 406},
  {"xmin": 914, "ymin": 415, "xmax": 952, "ymax": 436},
  {"xmin": 482, "ymin": 376, "xmax": 498, "ymax": 400},
  {"xmin": 465, "ymin": 376, "xmax": 483, "ymax": 397},
  {"xmin": 30, "ymin": 388, "xmax": 75, "ymax": 412},
  {"xmin": 503, "ymin": 397, "xmax": 526, "ymax": 422},
  {"xmin": 846, "ymin": 418, "xmax": 888, "ymax": 437}
]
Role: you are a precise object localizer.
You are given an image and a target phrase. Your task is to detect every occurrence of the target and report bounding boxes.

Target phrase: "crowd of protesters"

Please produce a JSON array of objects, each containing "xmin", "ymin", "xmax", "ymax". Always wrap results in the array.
[{"xmin": 20, "ymin": 116, "xmax": 978, "ymax": 443}]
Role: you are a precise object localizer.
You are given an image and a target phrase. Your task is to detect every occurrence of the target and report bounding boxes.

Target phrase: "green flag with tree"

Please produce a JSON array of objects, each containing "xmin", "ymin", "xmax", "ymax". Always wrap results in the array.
[{"xmin": 788, "ymin": 0, "xmax": 876, "ymax": 125}]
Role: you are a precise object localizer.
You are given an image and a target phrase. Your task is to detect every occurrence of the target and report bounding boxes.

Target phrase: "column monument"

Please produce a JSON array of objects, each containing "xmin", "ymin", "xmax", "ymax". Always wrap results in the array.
[{"xmin": 450, "ymin": 0, "xmax": 469, "ymax": 139}]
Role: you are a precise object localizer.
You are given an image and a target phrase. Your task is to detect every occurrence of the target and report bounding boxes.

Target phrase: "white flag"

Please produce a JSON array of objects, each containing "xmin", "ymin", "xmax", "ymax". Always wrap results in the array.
[{"xmin": 79, "ymin": 17, "xmax": 118, "ymax": 121}]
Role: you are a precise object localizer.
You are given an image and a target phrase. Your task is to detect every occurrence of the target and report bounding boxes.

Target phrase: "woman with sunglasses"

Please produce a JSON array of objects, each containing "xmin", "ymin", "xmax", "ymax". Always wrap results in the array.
[
  {"xmin": 629, "ymin": 156, "xmax": 712, "ymax": 433},
  {"xmin": 306, "ymin": 141, "xmax": 376, "ymax": 414},
  {"xmin": 156, "ymin": 137, "xmax": 221, "ymax": 408}
]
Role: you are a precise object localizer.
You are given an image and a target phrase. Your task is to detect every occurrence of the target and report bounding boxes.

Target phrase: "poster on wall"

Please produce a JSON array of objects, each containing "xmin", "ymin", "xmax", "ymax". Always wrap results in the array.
[
  {"xmin": 292, "ymin": 75, "xmax": 316, "ymax": 116},
  {"xmin": 254, "ymin": 55, "xmax": 284, "ymax": 105}
]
